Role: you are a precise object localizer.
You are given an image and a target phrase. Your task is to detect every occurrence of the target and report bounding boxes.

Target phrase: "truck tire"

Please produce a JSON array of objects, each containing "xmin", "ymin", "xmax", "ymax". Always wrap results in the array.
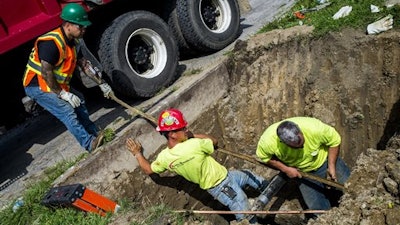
[
  {"xmin": 163, "ymin": 0, "xmax": 197, "ymax": 59},
  {"xmin": 98, "ymin": 11, "xmax": 179, "ymax": 98},
  {"xmin": 176, "ymin": 0, "xmax": 240, "ymax": 53}
]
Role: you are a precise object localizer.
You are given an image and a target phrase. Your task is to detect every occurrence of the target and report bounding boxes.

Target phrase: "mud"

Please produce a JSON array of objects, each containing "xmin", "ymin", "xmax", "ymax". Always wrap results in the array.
[{"xmin": 62, "ymin": 26, "xmax": 400, "ymax": 224}]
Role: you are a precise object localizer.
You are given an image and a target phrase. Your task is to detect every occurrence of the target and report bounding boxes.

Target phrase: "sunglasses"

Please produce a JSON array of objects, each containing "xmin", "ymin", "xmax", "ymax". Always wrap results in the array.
[{"xmin": 73, "ymin": 23, "xmax": 87, "ymax": 30}]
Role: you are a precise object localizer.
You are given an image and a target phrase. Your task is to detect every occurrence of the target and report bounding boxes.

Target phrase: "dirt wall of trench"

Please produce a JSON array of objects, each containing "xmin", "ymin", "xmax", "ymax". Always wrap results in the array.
[{"xmin": 212, "ymin": 26, "xmax": 400, "ymax": 168}]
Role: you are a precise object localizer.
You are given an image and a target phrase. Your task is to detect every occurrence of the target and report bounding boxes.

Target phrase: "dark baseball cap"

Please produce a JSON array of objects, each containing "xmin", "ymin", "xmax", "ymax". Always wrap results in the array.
[{"xmin": 277, "ymin": 121, "xmax": 302, "ymax": 147}]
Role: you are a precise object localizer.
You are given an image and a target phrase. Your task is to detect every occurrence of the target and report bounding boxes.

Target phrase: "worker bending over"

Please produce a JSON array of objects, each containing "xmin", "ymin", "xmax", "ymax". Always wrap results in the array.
[{"xmin": 253, "ymin": 117, "xmax": 350, "ymax": 218}]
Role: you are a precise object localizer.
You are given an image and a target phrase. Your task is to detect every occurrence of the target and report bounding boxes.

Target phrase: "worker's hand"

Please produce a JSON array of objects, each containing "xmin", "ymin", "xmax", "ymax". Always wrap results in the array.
[
  {"xmin": 99, "ymin": 83, "xmax": 113, "ymax": 99},
  {"xmin": 284, "ymin": 167, "xmax": 302, "ymax": 179},
  {"xmin": 59, "ymin": 90, "xmax": 81, "ymax": 108},
  {"xmin": 126, "ymin": 138, "xmax": 142, "ymax": 156},
  {"xmin": 327, "ymin": 169, "xmax": 338, "ymax": 182}
]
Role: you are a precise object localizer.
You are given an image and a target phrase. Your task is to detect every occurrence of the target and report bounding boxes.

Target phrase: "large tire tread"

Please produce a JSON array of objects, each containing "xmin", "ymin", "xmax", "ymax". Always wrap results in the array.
[
  {"xmin": 98, "ymin": 11, "xmax": 179, "ymax": 98},
  {"xmin": 176, "ymin": 0, "xmax": 241, "ymax": 53}
]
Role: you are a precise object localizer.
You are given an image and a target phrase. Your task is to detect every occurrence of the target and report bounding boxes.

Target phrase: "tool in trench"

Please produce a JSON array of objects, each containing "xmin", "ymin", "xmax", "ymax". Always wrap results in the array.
[
  {"xmin": 217, "ymin": 148, "xmax": 345, "ymax": 191},
  {"xmin": 216, "ymin": 148, "xmax": 344, "ymax": 212},
  {"xmin": 173, "ymin": 209, "xmax": 327, "ymax": 215}
]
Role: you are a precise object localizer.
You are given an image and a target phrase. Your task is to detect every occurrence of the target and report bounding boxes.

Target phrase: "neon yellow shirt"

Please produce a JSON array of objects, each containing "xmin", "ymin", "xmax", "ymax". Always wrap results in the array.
[
  {"xmin": 256, "ymin": 117, "xmax": 341, "ymax": 172},
  {"xmin": 151, "ymin": 138, "xmax": 228, "ymax": 190}
]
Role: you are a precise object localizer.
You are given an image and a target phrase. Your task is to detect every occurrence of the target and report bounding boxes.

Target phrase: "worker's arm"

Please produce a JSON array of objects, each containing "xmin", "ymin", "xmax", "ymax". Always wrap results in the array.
[
  {"xmin": 41, "ymin": 60, "xmax": 62, "ymax": 95},
  {"xmin": 194, "ymin": 133, "xmax": 218, "ymax": 146},
  {"xmin": 266, "ymin": 156, "xmax": 302, "ymax": 179},
  {"xmin": 327, "ymin": 146, "xmax": 340, "ymax": 181},
  {"xmin": 185, "ymin": 129, "xmax": 218, "ymax": 147},
  {"xmin": 126, "ymin": 138, "xmax": 154, "ymax": 175}
]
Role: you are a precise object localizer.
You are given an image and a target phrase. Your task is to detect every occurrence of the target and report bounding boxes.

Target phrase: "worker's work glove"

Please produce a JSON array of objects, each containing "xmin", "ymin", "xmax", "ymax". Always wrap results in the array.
[
  {"xmin": 126, "ymin": 138, "xmax": 142, "ymax": 157},
  {"xmin": 332, "ymin": 6, "xmax": 352, "ymax": 20},
  {"xmin": 99, "ymin": 83, "xmax": 113, "ymax": 99},
  {"xmin": 367, "ymin": 15, "xmax": 393, "ymax": 35},
  {"xmin": 59, "ymin": 90, "xmax": 81, "ymax": 108}
]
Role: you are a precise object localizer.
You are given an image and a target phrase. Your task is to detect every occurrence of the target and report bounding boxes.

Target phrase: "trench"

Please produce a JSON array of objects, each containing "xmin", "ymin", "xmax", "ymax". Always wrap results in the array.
[{"xmin": 60, "ymin": 26, "xmax": 400, "ymax": 224}]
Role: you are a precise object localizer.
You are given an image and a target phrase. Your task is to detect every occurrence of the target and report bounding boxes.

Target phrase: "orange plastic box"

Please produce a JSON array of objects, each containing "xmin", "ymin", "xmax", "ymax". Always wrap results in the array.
[{"xmin": 42, "ymin": 183, "xmax": 120, "ymax": 216}]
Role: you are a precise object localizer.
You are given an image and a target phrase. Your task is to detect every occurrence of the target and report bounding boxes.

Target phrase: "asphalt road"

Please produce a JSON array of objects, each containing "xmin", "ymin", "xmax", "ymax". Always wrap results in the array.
[{"xmin": 0, "ymin": 0, "xmax": 295, "ymax": 209}]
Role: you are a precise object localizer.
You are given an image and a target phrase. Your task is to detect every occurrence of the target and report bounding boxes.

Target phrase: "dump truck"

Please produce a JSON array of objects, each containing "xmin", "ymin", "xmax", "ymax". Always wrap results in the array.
[{"xmin": 0, "ymin": 0, "xmax": 242, "ymax": 99}]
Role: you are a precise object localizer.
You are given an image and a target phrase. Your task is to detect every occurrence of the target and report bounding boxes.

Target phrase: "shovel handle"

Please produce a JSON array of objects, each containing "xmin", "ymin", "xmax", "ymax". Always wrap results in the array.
[
  {"xmin": 217, "ymin": 149, "xmax": 344, "ymax": 191},
  {"xmin": 108, "ymin": 92, "xmax": 158, "ymax": 125}
]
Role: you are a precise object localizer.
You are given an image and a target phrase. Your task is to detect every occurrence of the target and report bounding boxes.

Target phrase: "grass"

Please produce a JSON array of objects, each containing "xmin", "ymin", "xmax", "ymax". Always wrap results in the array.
[
  {"xmin": 0, "ymin": 155, "xmax": 113, "ymax": 225},
  {"xmin": 0, "ymin": 154, "xmax": 185, "ymax": 225},
  {"xmin": 0, "ymin": 137, "xmax": 183, "ymax": 225},
  {"xmin": 259, "ymin": 0, "xmax": 400, "ymax": 37}
]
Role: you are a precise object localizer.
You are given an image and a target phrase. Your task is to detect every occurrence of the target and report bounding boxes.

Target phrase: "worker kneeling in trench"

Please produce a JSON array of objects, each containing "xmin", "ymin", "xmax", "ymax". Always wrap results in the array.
[
  {"xmin": 252, "ymin": 117, "xmax": 351, "ymax": 219},
  {"xmin": 126, "ymin": 108, "xmax": 269, "ymax": 224}
]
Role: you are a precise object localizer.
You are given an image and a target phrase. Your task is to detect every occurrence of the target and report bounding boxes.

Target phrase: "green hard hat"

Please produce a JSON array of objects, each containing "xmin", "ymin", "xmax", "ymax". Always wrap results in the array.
[{"xmin": 60, "ymin": 3, "xmax": 92, "ymax": 26}]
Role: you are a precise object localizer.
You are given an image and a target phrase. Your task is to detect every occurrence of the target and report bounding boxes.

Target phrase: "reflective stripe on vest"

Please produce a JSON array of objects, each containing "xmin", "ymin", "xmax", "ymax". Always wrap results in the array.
[{"xmin": 22, "ymin": 27, "xmax": 77, "ymax": 92}]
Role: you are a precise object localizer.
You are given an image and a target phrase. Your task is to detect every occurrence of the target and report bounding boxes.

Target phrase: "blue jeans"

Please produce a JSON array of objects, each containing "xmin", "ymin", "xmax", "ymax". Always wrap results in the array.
[
  {"xmin": 299, "ymin": 157, "xmax": 350, "ymax": 212},
  {"xmin": 25, "ymin": 85, "xmax": 98, "ymax": 151},
  {"xmin": 207, "ymin": 169, "xmax": 268, "ymax": 222}
]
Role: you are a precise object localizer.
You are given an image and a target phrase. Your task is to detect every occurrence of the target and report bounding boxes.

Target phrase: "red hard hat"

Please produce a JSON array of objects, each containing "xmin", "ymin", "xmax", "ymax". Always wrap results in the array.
[{"xmin": 156, "ymin": 108, "xmax": 188, "ymax": 132}]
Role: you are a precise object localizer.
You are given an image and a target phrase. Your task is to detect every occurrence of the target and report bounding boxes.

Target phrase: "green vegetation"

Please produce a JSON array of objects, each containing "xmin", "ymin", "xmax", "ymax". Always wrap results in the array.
[
  {"xmin": 182, "ymin": 67, "xmax": 203, "ymax": 76},
  {"xmin": 103, "ymin": 127, "xmax": 116, "ymax": 143},
  {"xmin": 0, "ymin": 155, "xmax": 113, "ymax": 225},
  {"xmin": 260, "ymin": 0, "xmax": 400, "ymax": 36},
  {"xmin": 0, "ymin": 156, "xmax": 185, "ymax": 225}
]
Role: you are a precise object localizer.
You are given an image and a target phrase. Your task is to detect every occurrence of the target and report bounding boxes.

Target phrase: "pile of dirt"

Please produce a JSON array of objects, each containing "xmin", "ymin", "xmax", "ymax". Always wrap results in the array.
[{"xmin": 308, "ymin": 146, "xmax": 400, "ymax": 225}]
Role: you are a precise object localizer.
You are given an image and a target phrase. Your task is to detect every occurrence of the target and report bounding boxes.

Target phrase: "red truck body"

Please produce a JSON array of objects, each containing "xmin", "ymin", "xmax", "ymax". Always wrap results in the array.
[
  {"xmin": 0, "ymin": 0, "xmax": 241, "ymax": 130},
  {"xmin": 0, "ymin": 0, "xmax": 112, "ymax": 54}
]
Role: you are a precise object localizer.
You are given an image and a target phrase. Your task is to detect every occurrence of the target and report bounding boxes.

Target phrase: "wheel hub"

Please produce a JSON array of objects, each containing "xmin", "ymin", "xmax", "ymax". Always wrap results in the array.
[
  {"xmin": 133, "ymin": 46, "xmax": 154, "ymax": 65},
  {"xmin": 202, "ymin": 5, "xmax": 219, "ymax": 29}
]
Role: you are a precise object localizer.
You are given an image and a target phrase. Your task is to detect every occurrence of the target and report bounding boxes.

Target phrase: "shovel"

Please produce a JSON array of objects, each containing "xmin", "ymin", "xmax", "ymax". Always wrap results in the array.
[{"xmin": 218, "ymin": 148, "xmax": 344, "ymax": 191}]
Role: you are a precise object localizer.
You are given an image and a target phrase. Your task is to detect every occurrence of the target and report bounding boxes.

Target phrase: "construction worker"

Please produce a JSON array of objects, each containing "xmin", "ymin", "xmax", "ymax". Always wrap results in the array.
[
  {"xmin": 252, "ymin": 117, "xmax": 350, "ymax": 218},
  {"xmin": 126, "ymin": 108, "xmax": 269, "ymax": 223},
  {"xmin": 22, "ymin": 3, "xmax": 112, "ymax": 152}
]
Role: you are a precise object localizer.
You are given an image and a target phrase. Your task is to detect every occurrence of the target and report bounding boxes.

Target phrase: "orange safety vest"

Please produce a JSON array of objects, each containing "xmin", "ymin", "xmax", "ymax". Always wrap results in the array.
[{"xmin": 22, "ymin": 27, "xmax": 77, "ymax": 92}]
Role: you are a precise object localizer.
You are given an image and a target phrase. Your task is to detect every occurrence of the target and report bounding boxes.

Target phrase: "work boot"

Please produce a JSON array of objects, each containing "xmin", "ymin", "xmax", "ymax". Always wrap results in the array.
[{"xmin": 89, "ymin": 131, "xmax": 104, "ymax": 153}]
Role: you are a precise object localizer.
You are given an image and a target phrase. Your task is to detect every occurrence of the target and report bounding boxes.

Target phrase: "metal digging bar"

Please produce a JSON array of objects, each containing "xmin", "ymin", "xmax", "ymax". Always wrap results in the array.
[
  {"xmin": 173, "ymin": 209, "xmax": 327, "ymax": 215},
  {"xmin": 217, "ymin": 149, "xmax": 345, "ymax": 191}
]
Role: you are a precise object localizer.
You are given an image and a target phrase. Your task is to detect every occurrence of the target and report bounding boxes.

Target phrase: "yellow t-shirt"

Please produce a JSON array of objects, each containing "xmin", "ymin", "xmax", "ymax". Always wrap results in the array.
[
  {"xmin": 151, "ymin": 138, "xmax": 228, "ymax": 189},
  {"xmin": 256, "ymin": 117, "xmax": 341, "ymax": 172}
]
